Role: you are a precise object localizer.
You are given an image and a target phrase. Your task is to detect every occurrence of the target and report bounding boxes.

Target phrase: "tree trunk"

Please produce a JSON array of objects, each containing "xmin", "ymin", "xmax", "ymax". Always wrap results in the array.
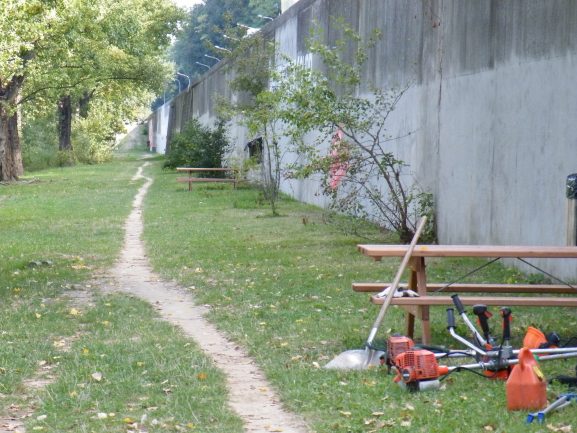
[
  {"xmin": 78, "ymin": 90, "xmax": 92, "ymax": 118},
  {"xmin": 58, "ymin": 95, "xmax": 73, "ymax": 151},
  {"xmin": 0, "ymin": 53, "xmax": 31, "ymax": 181},
  {"xmin": 0, "ymin": 106, "xmax": 24, "ymax": 181}
]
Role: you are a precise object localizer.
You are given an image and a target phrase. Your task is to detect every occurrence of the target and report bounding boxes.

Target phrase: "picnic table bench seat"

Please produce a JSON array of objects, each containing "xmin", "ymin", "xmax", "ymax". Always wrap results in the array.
[
  {"xmin": 370, "ymin": 294, "xmax": 577, "ymax": 308},
  {"xmin": 353, "ymin": 282, "xmax": 577, "ymax": 295}
]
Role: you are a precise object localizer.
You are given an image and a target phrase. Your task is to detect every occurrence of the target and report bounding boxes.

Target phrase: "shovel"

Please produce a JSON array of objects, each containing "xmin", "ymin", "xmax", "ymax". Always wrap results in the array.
[{"xmin": 325, "ymin": 216, "xmax": 427, "ymax": 370}]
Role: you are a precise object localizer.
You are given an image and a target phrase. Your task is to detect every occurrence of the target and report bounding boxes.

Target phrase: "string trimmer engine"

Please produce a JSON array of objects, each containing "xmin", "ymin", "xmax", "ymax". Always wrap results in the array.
[
  {"xmin": 385, "ymin": 335, "xmax": 414, "ymax": 370},
  {"xmin": 394, "ymin": 349, "xmax": 449, "ymax": 392}
]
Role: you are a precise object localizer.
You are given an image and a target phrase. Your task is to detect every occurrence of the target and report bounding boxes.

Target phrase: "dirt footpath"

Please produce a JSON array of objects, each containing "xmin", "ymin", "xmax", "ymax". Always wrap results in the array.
[{"xmin": 104, "ymin": 163, "xmax": 310, "ymax": 433}]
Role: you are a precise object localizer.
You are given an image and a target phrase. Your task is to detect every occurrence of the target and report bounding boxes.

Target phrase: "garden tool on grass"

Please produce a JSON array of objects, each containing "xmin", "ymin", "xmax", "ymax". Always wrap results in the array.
[
  {"xmin": 324, "ymin": 216, "xmax": 427, "ymax": 370},
  {"xmin": 526, "ymin": 393, "xmax": 577, "ymax": 423},
  {"xmin": 375, "ymin": 286, "xmax": 419, "ymax": 298}
]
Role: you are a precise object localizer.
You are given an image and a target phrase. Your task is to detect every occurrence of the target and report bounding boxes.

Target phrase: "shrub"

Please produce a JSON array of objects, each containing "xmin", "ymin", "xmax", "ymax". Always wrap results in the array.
[{"xmin": 163, "ymin": 119, "xmax": 230, "ymax": 176}]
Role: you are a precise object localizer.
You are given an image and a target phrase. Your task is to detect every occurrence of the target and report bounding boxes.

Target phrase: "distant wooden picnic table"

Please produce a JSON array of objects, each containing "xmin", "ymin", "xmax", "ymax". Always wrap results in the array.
[{"xmin": 176, "ymin": 167, "xmax": 237, "ymax": 191}]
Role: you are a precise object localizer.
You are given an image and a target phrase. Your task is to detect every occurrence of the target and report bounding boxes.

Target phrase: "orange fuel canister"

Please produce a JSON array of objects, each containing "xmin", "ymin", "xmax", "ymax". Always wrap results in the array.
[
  {"xmin": 522, "ymin": 326, "xmax": 547, "ymax": 349},
  {"xmin": 506, "ymin": 348, "xmax": 547, "ymax": 411}
]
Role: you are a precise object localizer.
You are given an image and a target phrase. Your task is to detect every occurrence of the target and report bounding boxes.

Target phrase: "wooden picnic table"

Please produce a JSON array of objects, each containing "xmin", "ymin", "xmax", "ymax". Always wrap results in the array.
[
  {"xmin": 356, "ymin": 244, "xmax": 577, "ymax": 344},
  {"xmin": 176, "ymin": 167, "xmax": 237, "ymax": 191}
]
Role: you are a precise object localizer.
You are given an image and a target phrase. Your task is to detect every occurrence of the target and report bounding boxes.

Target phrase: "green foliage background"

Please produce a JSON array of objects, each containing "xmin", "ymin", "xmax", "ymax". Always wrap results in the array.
[
  {"xmin": 21, "ymin": 115, "xmax": 59, "ymax": 171},
  {"xmin": 168, "ymin": 0, "xmax": 280, "ymax": 92},
  {"xmin": 163, "ymin": 119, "xmax": 230, "ymax": 173}
]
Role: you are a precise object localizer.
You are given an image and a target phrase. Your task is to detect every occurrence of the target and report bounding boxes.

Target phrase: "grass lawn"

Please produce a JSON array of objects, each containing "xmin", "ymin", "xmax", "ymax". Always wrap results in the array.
[
  {"xmin": 1, "ymin": 149, "xmax": 576, "ymax": 433},
  {"xmin": 0, "ymin": 155, "xmax": 242, "ymax": 432}
]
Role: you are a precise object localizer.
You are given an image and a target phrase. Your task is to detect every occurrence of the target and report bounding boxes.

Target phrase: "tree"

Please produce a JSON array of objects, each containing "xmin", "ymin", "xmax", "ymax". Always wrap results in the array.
[
  {"xmin": 0, "ymin": 1, "xmax": 51, "ymax": 181},
  {"xmin": 219, "ymin": 33, "xmax": 284, "ymax": 215},
  {"xmin": 275, "ymin": 21, "xmax": 435, "ymax": 242},
  {"xmin": 0, "ymin": 0, "xmax": 181, "ymax": 179},
  {"xmin": 170, "ymin": 0, "xmax": 280, "ymax": 80},
  {"xmin": 38, "ymin": 0, "xmax": 180, "ymax": 158}
]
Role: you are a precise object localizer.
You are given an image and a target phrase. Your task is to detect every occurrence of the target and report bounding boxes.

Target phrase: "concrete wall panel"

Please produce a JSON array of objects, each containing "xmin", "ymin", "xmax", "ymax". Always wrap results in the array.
[{"xmin": 149, "ymin": 0, "xmax": 577, "ymax": 278}]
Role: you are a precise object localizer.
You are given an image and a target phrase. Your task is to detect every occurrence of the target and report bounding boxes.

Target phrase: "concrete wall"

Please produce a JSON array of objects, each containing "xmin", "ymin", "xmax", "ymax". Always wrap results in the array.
[
  {"xmin": 150, "ymin": 0, "xmax": 577, "ymax": 279},
  {"xmin": 148, "ymin": 102, "xmax": 171, "ymax": 154}
]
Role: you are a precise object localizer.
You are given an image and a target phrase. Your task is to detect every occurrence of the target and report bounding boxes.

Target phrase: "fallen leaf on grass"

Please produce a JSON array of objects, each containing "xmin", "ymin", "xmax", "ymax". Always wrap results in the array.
[
  {"xmin": 91, "ymin": 372, "xmax": 103, "ymax": 382},
  {"xmin": 371, "ymin": 412, "xmax": 384, "ymax": 417},
  {"xmin": 431, "ymin": 399, "xmax": 442, "ymax": 408},
  {"xmin": 339, "ymin": 411, "xmax": 352, "ymax": 417},
  {"xmin": 197, "ymin": 372, "xmax": 208, "ymax": 381}
]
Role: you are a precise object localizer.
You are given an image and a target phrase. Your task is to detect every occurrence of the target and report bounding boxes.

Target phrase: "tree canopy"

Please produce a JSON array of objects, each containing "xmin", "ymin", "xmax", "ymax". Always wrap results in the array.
[
  {"xmin": 170, "ymin": 0, "xmax": 280, "ymax": 83},
  {"xmin": 0, "ymin": 0, "xmax": 182, "ymax": 180}
]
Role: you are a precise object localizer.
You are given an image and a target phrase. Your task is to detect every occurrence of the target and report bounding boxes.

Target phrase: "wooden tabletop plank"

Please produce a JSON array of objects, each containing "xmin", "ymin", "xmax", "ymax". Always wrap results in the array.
[{"xmin": 357, "ymin": 244, "xmax": 577, "ymax": 259}]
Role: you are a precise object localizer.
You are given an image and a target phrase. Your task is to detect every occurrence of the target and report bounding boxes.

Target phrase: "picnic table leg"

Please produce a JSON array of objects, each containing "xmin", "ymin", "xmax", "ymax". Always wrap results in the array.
[
  {"xmin": 405, "ymin": 312, "xmax": 415, "ymax": 339},
  {"xmin": 405, "ymin": 263, "xmax": 418, "ymax": 338},
  {"xmin": 420, "ymin": 306, "xmax": 431, "ymax": 344},
  {"xmin": 405, "ymin": 257, "xmax": 431, "ymax": 344},
  {"xmin": 414, "ymin": 257, "xmax": 431, "ymax": 344}
]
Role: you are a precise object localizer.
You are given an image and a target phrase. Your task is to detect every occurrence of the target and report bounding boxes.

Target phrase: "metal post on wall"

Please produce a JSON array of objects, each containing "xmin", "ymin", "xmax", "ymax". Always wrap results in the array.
[{"xmin": 566, "ymin": 174, "xmax": 577, "ymax": 245}]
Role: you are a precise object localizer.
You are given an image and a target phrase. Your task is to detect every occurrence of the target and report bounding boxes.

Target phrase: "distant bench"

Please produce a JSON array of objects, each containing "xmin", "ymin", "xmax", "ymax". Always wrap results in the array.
[{"xmin": 176, "ymin": 167, "xmax": 237, "ymax": 191}]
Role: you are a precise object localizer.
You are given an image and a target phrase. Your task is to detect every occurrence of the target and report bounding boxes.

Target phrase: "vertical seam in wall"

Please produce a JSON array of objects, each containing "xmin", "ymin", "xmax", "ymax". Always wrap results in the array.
[
  {"xmin": 434, "ymin": 0, "xmax": 445, "ymax": 240},
  {"xmin": 436, "ymin": 0, "xmax": 444, "ymax": 160}
]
